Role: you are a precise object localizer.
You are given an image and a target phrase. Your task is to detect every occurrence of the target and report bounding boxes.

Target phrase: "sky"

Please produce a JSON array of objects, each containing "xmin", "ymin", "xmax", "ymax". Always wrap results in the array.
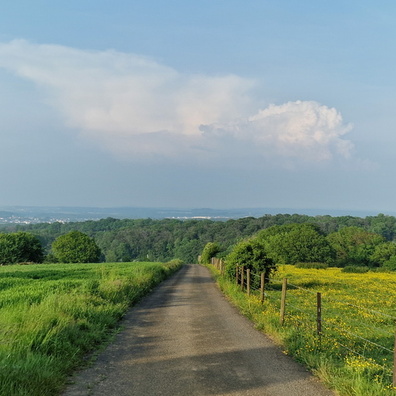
[{"xmin": 0, "ymin": 1, "xmax": 396, "ymax": 214}]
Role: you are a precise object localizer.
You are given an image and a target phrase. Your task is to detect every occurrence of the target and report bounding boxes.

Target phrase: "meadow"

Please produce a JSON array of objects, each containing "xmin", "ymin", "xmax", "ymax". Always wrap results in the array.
[
  {"xmin": 0, "ymin": 260, "xmax": 182, "ymax": 396},
  {"xmin": 211, "ymin": 265, "xmax": 396, "ymax": 395}
]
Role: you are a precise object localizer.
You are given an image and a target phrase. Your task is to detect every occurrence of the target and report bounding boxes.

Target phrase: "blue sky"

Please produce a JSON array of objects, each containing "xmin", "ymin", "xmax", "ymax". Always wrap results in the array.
[{"xmin": 0, "ymin": 1, "xmax": 395, "ymax": 214}]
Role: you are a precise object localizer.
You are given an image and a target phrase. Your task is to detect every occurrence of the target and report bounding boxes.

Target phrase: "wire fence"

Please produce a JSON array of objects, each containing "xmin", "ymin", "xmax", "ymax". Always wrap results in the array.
[{"xmin": 209, "ymin": 258, "xmax": 396, "ymax": 385}]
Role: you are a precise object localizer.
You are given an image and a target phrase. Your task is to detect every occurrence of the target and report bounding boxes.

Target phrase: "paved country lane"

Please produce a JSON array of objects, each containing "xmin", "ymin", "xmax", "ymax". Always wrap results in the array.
[{"xmin": 63, "ymin": 264, "xmax": 335, "ymax": 396}]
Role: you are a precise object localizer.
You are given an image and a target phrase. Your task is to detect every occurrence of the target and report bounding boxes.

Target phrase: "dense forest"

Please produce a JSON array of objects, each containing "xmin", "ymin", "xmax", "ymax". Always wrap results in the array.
[{"xmin": 1, "ymin": 213, "xmax": 396, "ymax": 265}]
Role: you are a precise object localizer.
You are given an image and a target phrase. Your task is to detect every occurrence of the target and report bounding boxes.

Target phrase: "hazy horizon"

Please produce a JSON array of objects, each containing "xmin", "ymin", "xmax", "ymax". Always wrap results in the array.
[{"xmin": 1, "ymin": 205, "xmax": 394, "ymax": 223}]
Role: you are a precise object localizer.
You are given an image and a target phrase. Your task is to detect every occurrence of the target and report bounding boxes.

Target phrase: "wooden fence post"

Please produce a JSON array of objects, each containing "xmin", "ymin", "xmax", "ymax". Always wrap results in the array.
[
  {"xmin": 236, "ymin": 266, "xmax": 239, "ymax": 285},
  {"xmin": 260, "ymin": 272, "xmax": 265, "ymax": 303},
  {"xmin": 241, "ymin": 266, "xmax": 245, "ymax": 291},
  {"xmin": 246, "ymin": 269, "xmax": 250, "ymax": 296},
  {"xmin": 280, "ymin": 278, "xmax": 287, "ymax": 325},
  {"xmin": 393, "ymin": 329, "xmax": 396, "ymax": 388},
  {"xmin": 317, "ymin": 292, "xmax": 322, "ymax": 335}
]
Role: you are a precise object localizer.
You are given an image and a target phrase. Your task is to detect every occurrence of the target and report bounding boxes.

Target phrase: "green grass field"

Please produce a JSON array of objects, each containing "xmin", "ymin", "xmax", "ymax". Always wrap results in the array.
[
  {"xmin": 211, "ymin": 265, "xmax": 396, "ymax": 395},
  {"xmin": 0, "ymin": 260, "xmax": 182, "ymax": 396}
]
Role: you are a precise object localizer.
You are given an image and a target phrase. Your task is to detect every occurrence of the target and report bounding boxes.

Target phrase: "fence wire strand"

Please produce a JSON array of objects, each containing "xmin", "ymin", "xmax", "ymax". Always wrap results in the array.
[
  {"xmin": 327, "ymin": 338, "xmax": 393, "ymax": 374},
  {"xmin": 324, "ymin": 321, "xmax": 394, "ymax": 354},
  {"xmin": 224, "ymin": 265, "xmax": 396, "ymax": 378}
]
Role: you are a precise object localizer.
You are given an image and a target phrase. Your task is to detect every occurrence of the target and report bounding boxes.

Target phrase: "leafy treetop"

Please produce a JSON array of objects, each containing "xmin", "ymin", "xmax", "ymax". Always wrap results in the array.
[{"xmin": 51, "ymin": 231, "xmax": 101, "ymax": 263}]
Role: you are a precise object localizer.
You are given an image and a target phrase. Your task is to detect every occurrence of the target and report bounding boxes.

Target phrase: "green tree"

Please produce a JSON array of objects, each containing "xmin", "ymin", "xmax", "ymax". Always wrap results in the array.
[
  {"xmin": 51, "ymin": 231, "xmax": 101, "ymax": 263},
  {"xmin": 257, "ymin": 224, "xmax": 334, "ymax": 265},
  {"xmin": 0, "ymin": 232, "xmax": 44, "ymax": 264},
  {"xmin": 200, "ymin": 242, "xmax": 221, "ymax": 264},
  {"xmin": 370, "ymin": 242, "xmax": 396, "ymax": 267},
  {"xmin": 225, "ymin": 238, "xmax": 276, "ymax": 285},
  {"xmin": 382, "ymin": 256, "xmax": 396, "ymax": 271},
  {"xmin": 174, "ymin": 239, "xmax": 203, "ymax": 263},
  {"xmin": 367, "ymin": 213, "xmax": 396, "ymax": 241},
  {"xmin": 327, "ymin": 226, "xmax": 385, "ymax": 267}
]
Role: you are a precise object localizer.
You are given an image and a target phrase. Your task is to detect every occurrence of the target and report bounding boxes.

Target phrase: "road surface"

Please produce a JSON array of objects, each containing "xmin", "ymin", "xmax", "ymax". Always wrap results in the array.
[{"xmin": 63, "ymin": 264, "xmax": 335, "ymax": 396}]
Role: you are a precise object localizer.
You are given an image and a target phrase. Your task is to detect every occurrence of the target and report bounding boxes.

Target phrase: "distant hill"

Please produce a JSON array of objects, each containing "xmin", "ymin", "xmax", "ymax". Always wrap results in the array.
[{"xmin": 0, "ymin": 205, "xmax": 389, "ymax": 225}]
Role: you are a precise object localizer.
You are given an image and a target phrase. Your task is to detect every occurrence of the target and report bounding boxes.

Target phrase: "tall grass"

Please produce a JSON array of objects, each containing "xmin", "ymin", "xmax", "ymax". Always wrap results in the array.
[
  {"xmin": 209, "ymin": 265, "xmax": 396, "ymax": 396},
  {"xmin": 0, "ymin": 260, "xmax": 182, "ymax": 396}
]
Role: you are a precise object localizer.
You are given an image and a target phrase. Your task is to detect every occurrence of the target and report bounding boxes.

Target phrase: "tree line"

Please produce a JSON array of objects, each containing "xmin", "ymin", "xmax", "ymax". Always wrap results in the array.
[
  {"xmin": 201, "ymin": 222, "xmax": 396, "ymax": 286},
  {"xmin": 1, "ymin": 213, "xmax": 396, "ymax": 266}
]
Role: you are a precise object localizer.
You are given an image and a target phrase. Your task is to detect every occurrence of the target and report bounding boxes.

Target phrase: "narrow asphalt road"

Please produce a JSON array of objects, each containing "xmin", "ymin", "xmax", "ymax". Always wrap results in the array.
[{"xmin": 63, "ymin": 264, "xmax": 335, "ymax": 396}]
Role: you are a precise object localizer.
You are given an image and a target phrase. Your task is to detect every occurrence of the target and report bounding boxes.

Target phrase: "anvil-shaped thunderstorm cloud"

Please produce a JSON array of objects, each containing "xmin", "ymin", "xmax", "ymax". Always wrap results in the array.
[{"xmin": 0, "ymin": 40, "xmax": 353, "ymax": 165}]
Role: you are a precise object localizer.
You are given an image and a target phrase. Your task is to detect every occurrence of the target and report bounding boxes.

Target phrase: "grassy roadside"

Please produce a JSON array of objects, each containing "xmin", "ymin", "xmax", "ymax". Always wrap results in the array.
[
  {"xmin": 0, "ymin": 260, "xmax": 183, "ymax": 396},
  {"xmin": 207, "ymin": 265, "xmax": 396, "ymax": 396}
]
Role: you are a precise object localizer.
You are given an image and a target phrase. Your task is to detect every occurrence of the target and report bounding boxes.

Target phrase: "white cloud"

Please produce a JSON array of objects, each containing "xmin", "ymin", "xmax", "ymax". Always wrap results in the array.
[
  {"xmin": 0, "ymin": 40, "xmax": 354, "ymax": 164},
  {"xmin": 201, "ymin": 101, "xmax": 354, "ymax": 162},
  {"xmin": 0, "ymin": 40, "xmax": 253, "ymax": 155}
]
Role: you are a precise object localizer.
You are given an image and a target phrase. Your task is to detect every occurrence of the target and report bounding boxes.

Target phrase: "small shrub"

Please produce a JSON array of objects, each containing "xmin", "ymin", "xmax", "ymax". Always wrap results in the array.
[
  {"xmin": 295, "ymin": 262, "xmax": 328, "ymax": 269},
  {"xmin": 342, "ymin": 265, "xmax": 369, "ymax": 273},
  {"xmin": 225, "ymin": 238, "xmax": 276, "ymax": 287},
  {"xmin": 165, "ymin": 259, "xmax": 184, "ymax": 268}
]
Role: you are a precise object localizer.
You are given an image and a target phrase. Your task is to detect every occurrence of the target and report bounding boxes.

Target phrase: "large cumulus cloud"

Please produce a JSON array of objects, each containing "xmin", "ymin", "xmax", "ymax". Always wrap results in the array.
[
  {"xmin": 0, "ymin": 40, "xmax": 353, "ymax": 164},
  {"xmin": 201, "ymin": 100, "xmax": 353, "ymax": 162}
]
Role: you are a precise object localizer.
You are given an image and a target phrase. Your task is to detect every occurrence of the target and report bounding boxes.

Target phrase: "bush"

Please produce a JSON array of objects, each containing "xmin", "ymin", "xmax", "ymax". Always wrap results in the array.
[
  {"xmin": 0, "ymin": 232, "xmax": 44, "ymax": 264},
  {"xmin": 341, "ymin": 265, "xmax": 370, "ymax": 273},
  {"xmin": 225, "ymin": 238, "xmax": 276, "ymax": 287},
  {"xmin": 295, "ymin": 262, "xmax": 328, "ymax": 269},
  {"xmin": 165, "ymin": 259, "xmax": 184, "ymax": 267},
  {"xmin": 51, "ymin": 231, "xmax": 101, "ymax": 263},
  {"xmin": 200, "ymin": 242, "xmax": 221, "ymax": 264}
]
